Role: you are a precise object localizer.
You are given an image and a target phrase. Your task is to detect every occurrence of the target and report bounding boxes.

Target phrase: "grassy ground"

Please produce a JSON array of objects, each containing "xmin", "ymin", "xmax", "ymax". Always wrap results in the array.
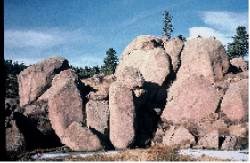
[
  {"xmin": 19, "ymin": 144, "xmax": 231, "ymax": 161},
  {"xmin": 65, "ymin": 145, "xmax": 194, "ymax": 161}
]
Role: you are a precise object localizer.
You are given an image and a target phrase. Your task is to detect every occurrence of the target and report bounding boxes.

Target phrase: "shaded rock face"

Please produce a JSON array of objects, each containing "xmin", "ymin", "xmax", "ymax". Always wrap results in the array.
[
  {"xmin": 115, "ymin": 35, "xmax": 171, "ymax": 86},
  {"xmin": 221, "ymin": 136, "xmax": 238, "ymax": 150},
  {"xmin": 162, "ymin": 126, "xmax": 195, "ymax": 148},
  {"xmin": 177, "ymin": 38, "xmax": 230, "ymax": 83},
  {"xmin": 5, "ymin": 98, "xmax": 61, "ymax": 159},
  {"xmin": 230, "ymin": 57, "xmax": 248, "ymax": 72},
  {"xmin": 161, "ymin": 75, "xmax": 220, "ymax": 123},
  {"xmin": 86, "ymin": 100, "xmax": 109, "ymax": 135},
  {"xmin": 109, "ymin": 67, "xmax": 145, "ymax": 149},
  {"xmin": 163, "ymin": 37, "xmax": 184, "ymax": 72},
  {"xmin": 62, "ymin": 122, "xmax": 103, "ymax": 151},
  {"xmin": 221, "ymin": 79, "xmax": 248, "ymax": 122},
  {"xmin": 6, "ymin": 120, "xmax": 25, "ymax": 160},
  {"xmin": 18, "ymin": 57, "xmax": 69, "ymax": 107},
  {"xmin": 23, "ymin": 102, "xmax": 52, "ymax": 135},
  {"xmin": 83, "ymin": 74, "xmax": 115, "ymax": 149}
]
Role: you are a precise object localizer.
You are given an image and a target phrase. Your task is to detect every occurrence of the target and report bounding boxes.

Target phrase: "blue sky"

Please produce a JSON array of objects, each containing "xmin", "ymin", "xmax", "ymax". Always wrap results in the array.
[{"xmin": 4, "ymin": 0, "xmax": 248, "ymax": 67}]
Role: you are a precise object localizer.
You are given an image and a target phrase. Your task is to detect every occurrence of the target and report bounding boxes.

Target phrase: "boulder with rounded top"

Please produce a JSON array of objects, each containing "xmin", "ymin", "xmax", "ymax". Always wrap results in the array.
[
  {"xmin": 18, "ymin": 57, "xmax": 69, "ymax": 107},
  {"xmin": 115, "ymin": 35, "xmax": 171, "ymax": 86},
  {"xmin": 176, "ymin": 38, "xmax": 230, "ymax": 83}
]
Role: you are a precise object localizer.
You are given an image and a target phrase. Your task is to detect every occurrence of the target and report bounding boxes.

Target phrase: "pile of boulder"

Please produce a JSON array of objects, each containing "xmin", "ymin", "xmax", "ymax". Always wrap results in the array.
[{"xmin": 6, "ymin": 35, "xmax": 248, "ymax": 159}]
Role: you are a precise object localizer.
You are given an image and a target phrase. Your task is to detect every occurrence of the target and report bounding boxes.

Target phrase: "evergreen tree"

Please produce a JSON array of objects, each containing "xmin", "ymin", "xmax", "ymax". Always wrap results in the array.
[
  {"xmin": 101, "ymin": 48, "xmax": 118, "ymax": 75},
  {"xmin": 227, "ymin": 26, "xmax": 249, "ymax": 58},
  {"xmin": 162, "ymin": 10, "xmax": 173, "ymax": 40}
]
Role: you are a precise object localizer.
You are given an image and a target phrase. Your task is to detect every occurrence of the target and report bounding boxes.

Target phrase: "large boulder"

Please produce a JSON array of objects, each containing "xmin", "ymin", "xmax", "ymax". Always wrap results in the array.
[
  {"xmin": 161, "ymin": 75, "xmax": 221, "ymax": 124},
  {"xmin": 221, "ymin": 79, "xmax": 248, "ymax": 121},
  {"xmin": 40, "ymin": 69, "xmax": 103, "ymax": 151},
  {"xmin": 162, "ymin": 126, "xmax": 195, "ymax": 148},
  {"xmin": 109, "ymin": 67, "xmax": 145, "ymax": 149},
  {"xmin": 176, "ymin": 38, "xmax": 230, "ymax": 83},
  {"xmin": 62, "ymin": 122, "xmax": 103, "ymax": 151},
  {"xmin": 86, "ymin": 100, "xmax": 109, "ymax": 134},
  {"xmin": 163, "ymin": 37, "xmax": 184, "ymax": 72},
  {"xmin": 230, "ymin": 57, "xmax": 248, "ymax": 72},
  {"xmin": 18, "ymin": 57, "xmax": 69, "ymax": 107},
  {"xmin": 109, "ymin": 82, "xmax": 136, "ymax": 149},
  {"xmin": 115, "ymin": 35, "xmax": 171, "ymax": 86},
  {"xmin": 45, "ymin": 70, "xmax": 84, "ymax": 138}
]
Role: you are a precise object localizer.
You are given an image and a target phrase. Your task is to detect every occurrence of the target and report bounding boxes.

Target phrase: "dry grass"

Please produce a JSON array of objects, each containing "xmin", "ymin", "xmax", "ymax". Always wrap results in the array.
[
  {"xmin": 19, "ymin": 144, "xmax": 232, "ymax": 161},
  {"xmin": 64, "ymin": 145, "xmax": 194, "ymax": 161}
]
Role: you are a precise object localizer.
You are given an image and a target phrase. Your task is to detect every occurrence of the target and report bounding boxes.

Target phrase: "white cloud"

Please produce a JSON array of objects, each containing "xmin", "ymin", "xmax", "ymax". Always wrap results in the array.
[
  {"xmin": 4, "ymin": 28, "xmax": 97, "ymax": 49},
  {"xmin": 4, "ymin": 28, "xmax": 102, "ymax": 66},
  {"xmin": 4, "ymin": 30, "xmax": 63, "ymax": 48},
  {"xmin": 201, "ymin": 11, "xmax": 248, "ymax": 32},
  {"xmin": 188, "ymin": 11, "xmax": 248, "ymax": 45},
  {"xmin": 188, "ymin": 27, "xmax": 232, "ymax": 45}
]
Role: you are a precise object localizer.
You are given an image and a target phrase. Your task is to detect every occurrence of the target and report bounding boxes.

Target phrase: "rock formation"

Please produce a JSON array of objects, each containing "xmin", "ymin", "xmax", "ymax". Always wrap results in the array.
[
  {"xmin": 7, "ymin": 35, "xmax": 249, "ymax": 159},
  {"xmin": 109, "ymin": 67, "xmax": 145, "ymax": 149},
  {"xmin": 221, "ymin": 79, "xmax": 248, "ymax": 122},
  {"xmin": 230, "ymin": 57, "xmax": 248, "ymax": 72},
  {"xmin": 115, "ymin": 35, "xmax": 171, "ymax": 86},
  {"xmin": 18, "ymin": 57, "xmax": 69, "ymax": 107}
]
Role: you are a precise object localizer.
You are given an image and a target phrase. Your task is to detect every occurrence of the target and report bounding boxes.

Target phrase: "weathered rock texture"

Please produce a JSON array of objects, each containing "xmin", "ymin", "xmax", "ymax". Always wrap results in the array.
[
  {"xmin": 18, "ymin": 57, "xmax": 69, "ymax": 107},
  {"xmin": 221, "ymin": 136, "xmax": 238, "ymax": 150},
  {"xmin": 44, "ymin": 70, "xmax": 84, "ymax": 138},
  {"xmin": 230, "ymin": 57, "xmax": 248, "ymax": 72},
  {"xmin": 6, "ymin": 120, "xmax": 26, "ymax": 159},
  {"xmin": 62, "ymin": 122, "xmax": 103, "ymax": 151},
  {"xmin": 86, "ymin": 100, "xmax": 109, "ymax": 134},
  {"xmin": 221, "ymin": 79, "xmax": 248, "ymax": 122},
  {"xmin": 109, "ymin": 67, "xmax": 145, "ymax": 149},
  {"xmin": 176, "ymin": 38, "xmax": 230, "ymax": 83},
  {"xmin": 109, "ymin": 82, "xmax": 136, "ymax": 149},
  {"xmin": 197, "ymin": 130, "xmax": 220, "ymax": 149},
  {"xmin": 163, "ymin": 37, "xmax": 184, "ymax": 72},
  {"xmin": 39, "ymin": 69, "xmax": 103, "ymax": 151},
  {"xmin": 12, "ymin": 35, "xmax": 248, "ymax": 155},
  {"xmin": 161, "ymin": 75, "xmax": 221, "ymax": 123},
  {"xmin": 82, "ymin": 74, "xmax": 115, "ymax": 101},
  {"xmin": 83, "ymin": 74, "xmax": 115, "ymax": 139},
  {"xmin": 115, "ymin": 35, "xmax": 171, "ymax": 86},
  {"xmin": 162, "ymin": 126, "xmax": 195, "ymax": 148}
]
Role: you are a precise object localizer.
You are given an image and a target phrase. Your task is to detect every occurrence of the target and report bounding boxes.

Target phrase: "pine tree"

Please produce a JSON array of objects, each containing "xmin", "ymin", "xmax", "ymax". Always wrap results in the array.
[
  {"xmin": 227, "ymin": 26, "xmax": 249, "ymax": 58},
  {"xmin": 101, "ymin": 48, "xmax": 118, "ymax": 75},
  {"xmin": 162, "ymin": 10, "xmax": 173, "ymax": 40}
]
